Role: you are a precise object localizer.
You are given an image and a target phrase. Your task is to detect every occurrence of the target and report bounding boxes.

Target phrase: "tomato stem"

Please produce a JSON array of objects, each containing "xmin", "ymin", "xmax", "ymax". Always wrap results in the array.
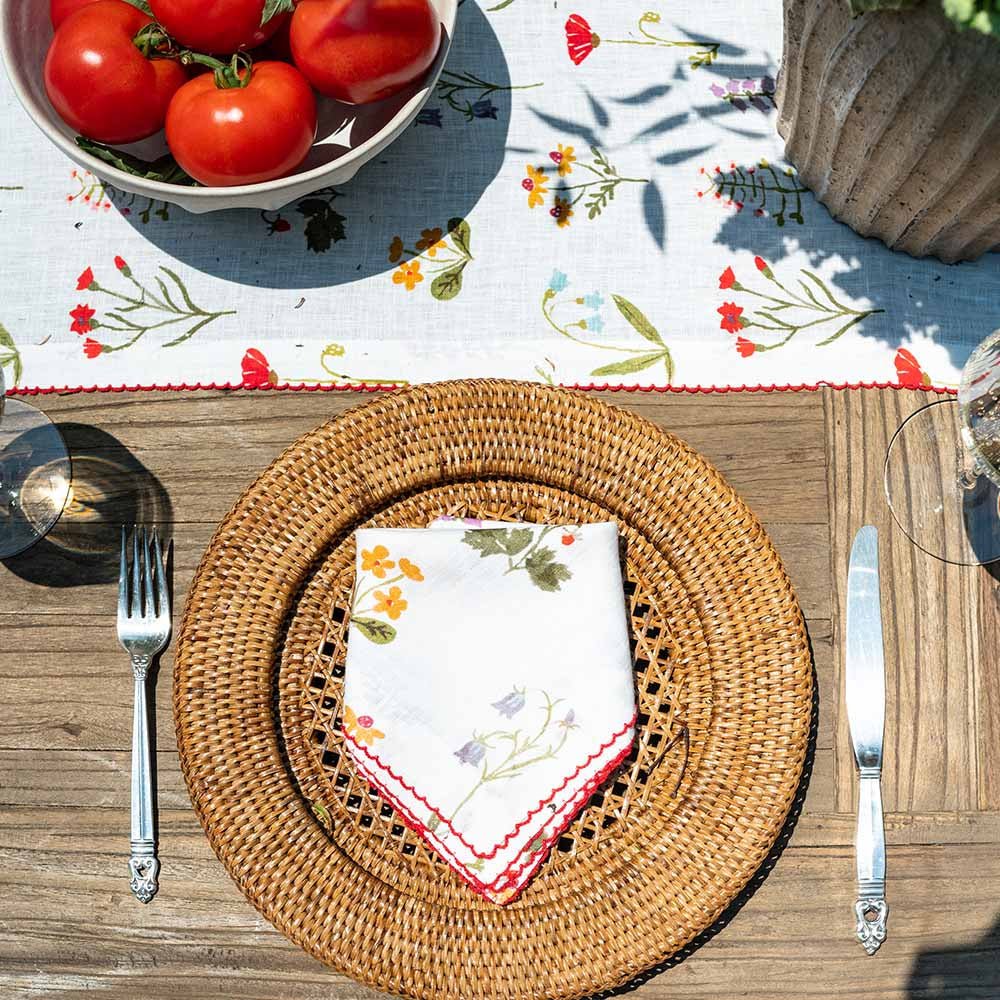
[
  {"xmin": 132, "ymin": 23, "xmax": 177, "ymax": 59},
  {"xmin": 179, "ymin": 51, "xmax": 253, "ymax": 89}
]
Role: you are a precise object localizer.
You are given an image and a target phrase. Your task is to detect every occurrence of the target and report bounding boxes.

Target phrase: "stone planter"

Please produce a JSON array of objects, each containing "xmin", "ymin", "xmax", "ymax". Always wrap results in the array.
[{"xmin": 776, "ymin": 0, "xmax": 1000, "ymax": 263}]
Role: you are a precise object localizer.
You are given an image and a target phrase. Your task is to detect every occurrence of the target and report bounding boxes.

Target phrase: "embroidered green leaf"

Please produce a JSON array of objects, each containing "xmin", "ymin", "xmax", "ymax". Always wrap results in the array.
[
  {"xmin": 447, "ymin": 217, "xmax": 472, "ymax": 257},
  {"xmin": 297, "ymin": 197, "xmax": 347, "ymax": 253},
  {"xmin": 261, "ymin": 0, "xmax": 295, "ymax": 25},
  {"xmin": 502, "ymin": 527, "xmax": 533, "ymax": 556},
  {"xmin": 525, "ymin": 547, "xmax": 572, "ymax": 592},
  {"xmin": 612, "ymin": 295, "xmax": 664, "ymax": 346},
  {"xmin": 462, "ymin": 529, "xmax": 509, "ymax": 557},
  {"xmin": 590, "ymin": 351, "xmax": 668, "ymax": 377},
  {"xmin": 525, "ymin": 836, "xmax": 545, "ymax": 854},
  {"xmin": 310, "ymin": 801, "xmax": 332, "ymax": 830},
  {"xmin": 352, "ymin": 616, "xmax": 397, "ymax": 644},
  {"xmin": 0, "ymin": 324, "xmax": 22, "ymax": 387},
  {"xmin": 431, "ymin": 264, "xmax": 466, "ymax": 301}
]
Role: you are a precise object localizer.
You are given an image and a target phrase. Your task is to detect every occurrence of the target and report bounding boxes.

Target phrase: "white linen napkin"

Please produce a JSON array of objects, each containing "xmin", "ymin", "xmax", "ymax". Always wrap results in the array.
[{"xmin": 342, "ymin": 519, "xmax": 636, "ymax": 903}]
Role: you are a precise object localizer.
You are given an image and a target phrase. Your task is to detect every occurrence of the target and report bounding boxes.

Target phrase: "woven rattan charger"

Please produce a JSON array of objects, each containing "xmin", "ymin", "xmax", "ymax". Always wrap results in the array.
[{"xmin": 174, "ymin": 380, "xmax": 813, "ymax": 1000}]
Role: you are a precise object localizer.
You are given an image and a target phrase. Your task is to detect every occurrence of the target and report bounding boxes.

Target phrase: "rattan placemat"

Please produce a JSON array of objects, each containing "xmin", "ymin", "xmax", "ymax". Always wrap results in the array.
[{"xmin": 174, "ymin": 380, "xmax": 812, "ymax": 1000}]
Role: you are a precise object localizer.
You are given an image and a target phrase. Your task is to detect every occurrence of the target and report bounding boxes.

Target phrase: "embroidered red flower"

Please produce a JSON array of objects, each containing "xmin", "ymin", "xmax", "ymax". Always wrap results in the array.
[
  {"xmin": 565, "ymin": 14, "xmax": 599, "ymax": 65},
  {"xmin": 76, "ymin": 266, "xmax": 94, "ymax": 291},
  {"xmin": 114, "ymin": 256, "xmax": 127, "ymax": 270},
  {"xmin": 717, "ymin": 301, "xmax": 745, "ymax": 333},
  {"xmin": 82, "ymin": 338, "xmax": 104, "ymax": 358},
  {"xmin": 736, "ymin": 336, "xmax": 756, "ymax": 357},
  {"xmin": 754, "ymin": 255, "xmax": 773, "ymax": 278},
  {"xmin": 69, "ymin": 304, "xmax": 95, "ymax": 334},
  {"xmin": 241, "ymin": 348, "xmax": 278, "ymax": 388},
  {"xmin": 273, "ymin": 218, "xmax": 291, "ymax": 232},
  {"xmin": 562, "ymin": 533, "xmax": 575, "ymax": 546},
  {"xmin": 894, "ymin": 347, "xmax": 931, "ymax": 388},
  {"xmin": 356, "ymin": 715, "xmax": 374, "ymax": 729},
  {"xmin": 719, "ymin": 266, "xmax": 736, "ymax": 290}
]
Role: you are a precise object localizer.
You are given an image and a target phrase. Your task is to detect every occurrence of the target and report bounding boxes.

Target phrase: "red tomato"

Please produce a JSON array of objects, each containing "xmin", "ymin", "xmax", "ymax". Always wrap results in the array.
[
  {"xmin": 165, "ymin": 61, "xmax": 316, "ymax": 186},
  {"xmin": 147, "ymin": 0, "xmax": 288, "ymax": 54},
  {"xmin": 50, "ymin": 0, "xmax": 100, "ymax": 30},
  {"xmin": 290, "ymin": 0, "xmax": 438, "ymax": 104},
  {"xmin": 44, "ymin": 1, "xmax": 187, "ymax": 144}
]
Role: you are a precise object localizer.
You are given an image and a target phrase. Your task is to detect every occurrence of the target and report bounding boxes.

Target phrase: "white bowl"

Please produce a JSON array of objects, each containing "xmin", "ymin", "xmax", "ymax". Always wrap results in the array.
[{"xmin": 0, "ymin": 0, "xmax": 457, "ymax": 213}]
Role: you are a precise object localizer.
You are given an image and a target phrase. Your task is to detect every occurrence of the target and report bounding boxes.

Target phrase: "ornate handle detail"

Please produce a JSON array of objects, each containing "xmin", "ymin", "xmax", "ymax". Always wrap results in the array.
[
  {"xmin": 130, "ymin": 659, "xmax": 158, "ymax": 903},
  {"xmin": 854, "ymin": 894, "xmax": 888, "ymax": 956},
  {"xmin": 854, "ymin": 768, "xmax": 887, "ymax": 954},
  {"xmin": 129, "ymin": 844, "xmax": 160, "ymax": 904}
]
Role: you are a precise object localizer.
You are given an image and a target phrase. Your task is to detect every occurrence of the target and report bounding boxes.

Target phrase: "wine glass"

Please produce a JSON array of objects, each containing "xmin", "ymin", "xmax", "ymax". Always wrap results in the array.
[
  {"xmin": 0, "ymin": 367, "xmax": 71, "ymax": 559},
  {"xmin": 885, "ymin": 329, "xmax": 1000, "ymax": 565}
]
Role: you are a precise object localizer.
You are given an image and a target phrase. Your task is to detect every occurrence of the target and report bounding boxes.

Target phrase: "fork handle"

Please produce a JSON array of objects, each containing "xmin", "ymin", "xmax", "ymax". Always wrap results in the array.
[{"xmin": 129, "ymin": 656, "xmax": 159, "ymax": 903}]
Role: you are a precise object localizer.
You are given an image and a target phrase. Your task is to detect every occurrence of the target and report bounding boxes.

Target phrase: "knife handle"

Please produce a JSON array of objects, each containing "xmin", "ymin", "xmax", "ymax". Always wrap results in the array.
[{"xmin": 854, "ymin": 767, "xmax": 887, "ymax": 955}]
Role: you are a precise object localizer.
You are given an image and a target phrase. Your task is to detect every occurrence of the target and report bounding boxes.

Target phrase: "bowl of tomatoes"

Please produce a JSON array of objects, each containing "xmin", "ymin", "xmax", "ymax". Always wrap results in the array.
[{"xmin": 0, "ymin": 0, "xmax": 457, "ymax": 212}]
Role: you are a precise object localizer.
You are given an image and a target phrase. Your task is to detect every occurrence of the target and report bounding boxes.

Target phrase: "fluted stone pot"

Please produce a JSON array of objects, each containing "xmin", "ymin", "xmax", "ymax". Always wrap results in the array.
[{"xmin": 776, "ymin": 0, "xmax": 1000, "ymax": 263}]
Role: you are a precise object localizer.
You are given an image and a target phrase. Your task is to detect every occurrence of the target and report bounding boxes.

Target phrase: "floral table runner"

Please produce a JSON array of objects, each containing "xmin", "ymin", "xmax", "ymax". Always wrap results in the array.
[{"xmin": 2, "ymin": 0, "xmax": 995, "ymax": 395}]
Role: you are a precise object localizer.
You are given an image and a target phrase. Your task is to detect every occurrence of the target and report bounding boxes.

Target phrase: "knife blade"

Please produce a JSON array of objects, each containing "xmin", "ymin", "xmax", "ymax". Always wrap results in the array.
[{"xmin": 845, "ymin": 524, "xmax": 888, "ymax": 955}]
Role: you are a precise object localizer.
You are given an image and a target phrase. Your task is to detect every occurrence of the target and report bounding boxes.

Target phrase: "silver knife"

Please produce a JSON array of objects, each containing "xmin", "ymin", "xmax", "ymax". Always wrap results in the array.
[{"xmin": 845, "ymin": 525, "xmax": 888, "ymax": 955}]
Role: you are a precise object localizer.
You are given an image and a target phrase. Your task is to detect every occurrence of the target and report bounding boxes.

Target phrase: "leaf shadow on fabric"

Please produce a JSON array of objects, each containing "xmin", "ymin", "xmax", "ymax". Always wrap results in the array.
[
  {"xmin": 708, "ymin": 160, "xmax": 996, "ymax": 371},
  {"xmin": 1, "ymin": 423, "xmax": 172, "ymax": 588},
  {"xmin": 528, "ymin": 85, "xmax": 712, "ymax": 250},
  {"xmin": 906, "ymin": 918, "xmax": 1000, "ymax": 999},
  {"xmin": 578, "ymin": 646, "xmax": 820, "ymax": 999},
  {"xmin": 115, "ymin": 1, "xmax": 511, "ymax": 289}
]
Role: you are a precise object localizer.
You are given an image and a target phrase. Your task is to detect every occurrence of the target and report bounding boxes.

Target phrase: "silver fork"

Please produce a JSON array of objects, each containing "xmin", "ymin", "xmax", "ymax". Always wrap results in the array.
[{"xmin": 118, "ymin": 526, "xmax": 170, "ymax": 903}]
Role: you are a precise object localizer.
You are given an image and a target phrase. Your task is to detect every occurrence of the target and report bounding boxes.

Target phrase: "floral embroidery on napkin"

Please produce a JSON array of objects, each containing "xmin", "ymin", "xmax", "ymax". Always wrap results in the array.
[
  {"xmin": 350, "ymin": 546, "xmax": 424, "ymax": 644},
  {"xmin": 448, "ymin": 688, "xmax": 579, "ymax": 821},
  {"xmin": 460, "ymin": 524, "xmax": 574, "ymax": 591},
  {"xmin": 343, "ymin": 706, "xmax": 385, "ymax": 746}
]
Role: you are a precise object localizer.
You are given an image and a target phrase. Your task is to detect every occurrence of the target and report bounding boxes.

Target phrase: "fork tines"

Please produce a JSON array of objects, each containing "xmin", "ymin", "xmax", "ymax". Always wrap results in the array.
[{"xmin": 118, "ymin": 526, "xmax": 169, "ymax": 626}]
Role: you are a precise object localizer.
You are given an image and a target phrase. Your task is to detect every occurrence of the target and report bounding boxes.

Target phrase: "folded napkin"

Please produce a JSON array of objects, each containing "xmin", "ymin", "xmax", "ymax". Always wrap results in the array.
[{"xmin": 343, "ymin": 518, "xmax": 636, "ymax": 903}]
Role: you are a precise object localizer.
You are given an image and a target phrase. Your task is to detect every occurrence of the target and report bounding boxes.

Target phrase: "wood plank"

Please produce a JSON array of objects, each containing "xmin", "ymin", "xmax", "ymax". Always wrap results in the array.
[
  {"xmin": 976, "ymin": 569, "xmax": 1000, "ymax": 810},
  {"xmin": 2, "ymin": 806, "xmax": 1000, "ymax": 999},
  {"xmin": 826, "ymin": 389, "xmax": 986, "ymax": 814}
]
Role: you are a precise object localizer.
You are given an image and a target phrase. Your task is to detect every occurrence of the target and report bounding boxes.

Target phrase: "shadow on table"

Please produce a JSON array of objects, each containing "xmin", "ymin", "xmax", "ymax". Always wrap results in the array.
[
  {"xmin": 907, "ymin": 916, "xmax": 1000, "ymax": 998},
  {"xmin": 1, "ymin": 423, "xmax": 171, "ymax": 588},
  {"xmin": 118, "ymin": 0, "xmax": 510, "ymax": 290},
  {"xmin": 583, "ymin": 636, "xmax": 821, "ymax": 999},
  {"xmin": 709, "ymin": 165, "xmax": 996, "ymax": 373}
]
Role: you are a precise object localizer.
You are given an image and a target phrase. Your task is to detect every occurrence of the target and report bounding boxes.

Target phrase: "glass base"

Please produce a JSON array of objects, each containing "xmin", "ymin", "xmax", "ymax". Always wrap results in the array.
[
  {"xmin": 0, "ymin": 398, "xmax": 71, "ymax": 559},
  {"xmin": 884, "ymin": 398, "xmax": 1000, "ymax": 566}
]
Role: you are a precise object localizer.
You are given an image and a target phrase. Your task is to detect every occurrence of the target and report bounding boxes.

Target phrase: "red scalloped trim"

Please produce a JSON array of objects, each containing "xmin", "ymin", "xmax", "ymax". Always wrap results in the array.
[
  {"xmin": 5, "ymin": 379, "xmax": 958, "ymax": 397},
  {"xmin": 342, "ymin": 711, "xmax": 636, "ymax": 859},
  {"xmin": 349, "ymin": 732, "xmax": 634, "ymax": 903}
]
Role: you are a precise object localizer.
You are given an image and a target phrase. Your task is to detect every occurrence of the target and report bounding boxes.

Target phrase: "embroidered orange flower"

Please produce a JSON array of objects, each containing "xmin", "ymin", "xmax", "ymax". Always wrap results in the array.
[
  {"xmin": 550, "ymin": 196, "xmax": 573, "ymax": 228},
  {"xmin": 361, "ymin": 545, "xmax": 396, "ymax": 578},
  {"xmin": 392, "ymin": 260, "xmax": 424, "ymax": 290},
  {"xmin": 344, "ymin": 705, "xmax": 385, "ymax": 746},
  {"xmin": 522, "ymin": 165, "xmax": 549, "ymax": 208},
  {"xmin": 399, "ymin": 558, "xmax": 424, "ymax": 582},
  {"xmin": 416, "ymin": 227, "xmax": 447, "ymax": 257},
  {"xmin": 373, "ymin": 586, "xmax": 407, "ymax": 620},
  {"xmin": 550, "ymin": 144, "xmax": 577, "ymax": 177}
]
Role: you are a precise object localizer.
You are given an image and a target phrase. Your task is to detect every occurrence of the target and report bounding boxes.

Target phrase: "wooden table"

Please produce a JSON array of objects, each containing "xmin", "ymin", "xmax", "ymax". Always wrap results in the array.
[{"xmin": 2, "ymin": 387, "xmax": 998, "ymax": 1000}]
